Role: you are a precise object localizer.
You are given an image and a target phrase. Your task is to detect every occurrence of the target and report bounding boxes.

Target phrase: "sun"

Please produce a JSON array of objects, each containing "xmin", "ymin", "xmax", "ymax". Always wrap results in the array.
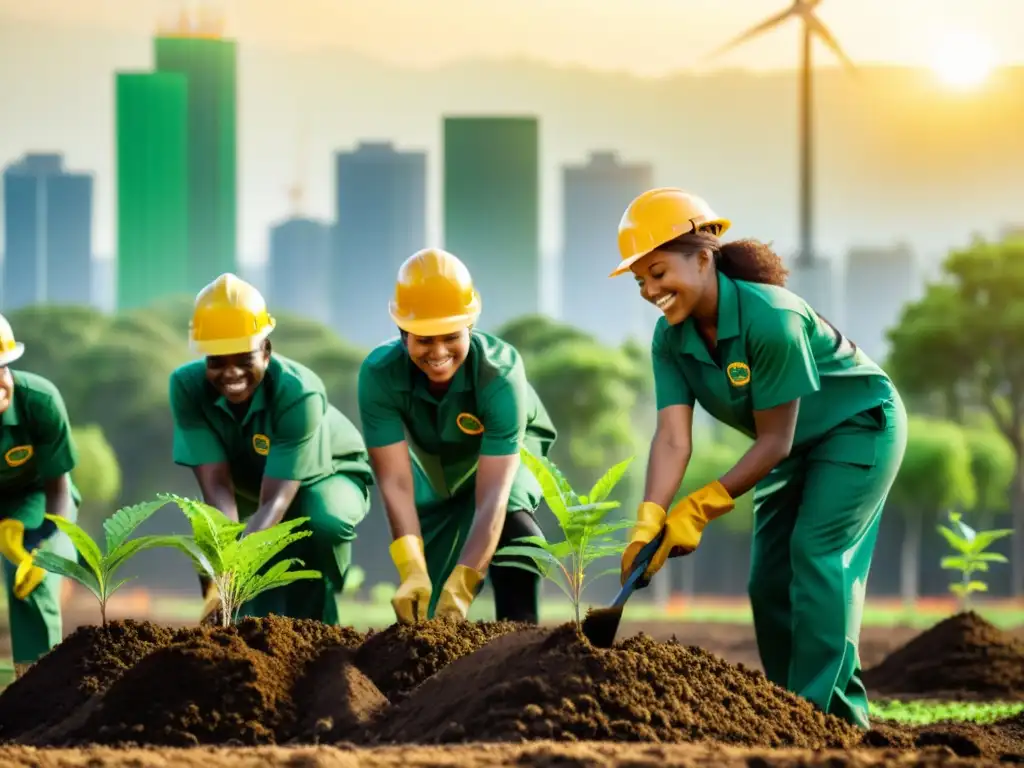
[{"xmin": 928, "ymin": 31, "xmax": 995, "ymax": 89}]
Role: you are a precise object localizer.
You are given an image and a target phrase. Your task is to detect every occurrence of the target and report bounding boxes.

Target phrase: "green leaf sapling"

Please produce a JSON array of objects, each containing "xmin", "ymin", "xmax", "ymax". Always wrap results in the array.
[
  {"xmin": 32, "ymin": 499, "xmax": 184, "ymax": 625},
  {"xmin": 493, "ymin": 448, "xmax": 634, "ymax": 627},
  {"xmin": 158, "ymin": 493, "xmax": 322, "ymax": 627},
  {"xmin": 937, "ymin": 510, "xmax": 1013, "ymax": 611}
]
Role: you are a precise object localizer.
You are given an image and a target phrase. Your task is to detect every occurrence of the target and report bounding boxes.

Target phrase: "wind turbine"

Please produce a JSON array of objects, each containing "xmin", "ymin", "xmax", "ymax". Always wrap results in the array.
[{"xmin": 701, "ymin": 0, "xmax": 856, "ymax": 266}]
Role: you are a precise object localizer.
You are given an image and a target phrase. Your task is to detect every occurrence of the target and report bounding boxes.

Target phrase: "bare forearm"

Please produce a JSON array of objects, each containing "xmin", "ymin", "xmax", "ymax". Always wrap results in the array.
[
  {"xmin": 458, "ymin": 497, "xmax": 506, "ymax": 572},
  {"xmin": 643, "ymin": 434, "xmax": 691, "ymax": 509},
  {"xmin": 43, "ymin": 475, "xmax": 73, "ymax": 519},
  {"xmin": 718, "ymin": 436, "xmax": 790, "ymax": 499},
  {"xmin": 193, "ymin": 465, "xmax": 240, "ymax": 522},
  {"xmin": 245, "ymin": 479, "xmax": 301, "ymax": 534},
  {"xmin": 379, "ymin": 480, "xmax": 422, "ymax": 539}
]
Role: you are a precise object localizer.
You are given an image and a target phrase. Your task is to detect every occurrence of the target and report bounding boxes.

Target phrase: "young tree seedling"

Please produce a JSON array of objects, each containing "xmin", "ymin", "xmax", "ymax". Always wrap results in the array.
[
  {"xmin": 32, "ymin": 499, "xmax": 184, "ymax": 625},
  {"xmin": 493, "ymin": 447, "xmax": 634, "ymax": 627},
  {"xmin": 937, "ymin": 510, "xmax": 1013, "ymax": 611},
  {"xmin": 158, "ymin": 493, "xmax": 322, "ymax": 627}
]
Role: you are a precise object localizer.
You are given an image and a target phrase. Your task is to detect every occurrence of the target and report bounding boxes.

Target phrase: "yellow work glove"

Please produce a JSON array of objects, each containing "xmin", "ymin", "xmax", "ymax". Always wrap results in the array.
[
  {"xmin": 14, "ymin": 551, "xmax": 46, "ymax": 600},
  {"xmin": 0, "ymin": 520, "xmax": 46, "ymax": 600},
  {"xmin": 647, "ymin": 481, "xmax": 736, "ymax": 578},
  {"xmin": 200, "ymin": 581, "xmax": 222, "ymax": 625},
  {"xmin": 620, "ymin": 502, "xmax": 667, "ymax": 585},
  {"xmin": 434, "ymin": 564, "xmax": 483, "ymax": 621},
  {"xmin": 390, "ymin": 535, "xmax": 433, "ymax": 624}
]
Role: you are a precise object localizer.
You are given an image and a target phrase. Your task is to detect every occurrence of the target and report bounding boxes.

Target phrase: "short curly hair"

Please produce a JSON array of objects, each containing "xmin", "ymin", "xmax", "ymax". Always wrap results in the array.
[{"xmin": 658, "ymin": 232, "xmax": 790, "ymax": 287}]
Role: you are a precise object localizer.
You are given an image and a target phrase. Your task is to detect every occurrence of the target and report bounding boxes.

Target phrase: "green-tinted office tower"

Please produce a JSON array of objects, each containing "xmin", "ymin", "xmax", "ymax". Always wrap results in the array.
[
  {"xmin": 155, "ymin": 34, "xmax": 237, "ymax": 290},
  {"xmin": 443, "ymin": 117, "xmax": 540, "ymax": 330},
  {"xmin": 116, "ymin": 73, "xmax": 189, "ymax": 310}
]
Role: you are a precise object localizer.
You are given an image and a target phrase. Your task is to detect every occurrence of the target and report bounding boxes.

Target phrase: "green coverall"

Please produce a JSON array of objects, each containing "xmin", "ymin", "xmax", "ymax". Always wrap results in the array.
[
  {"xmin": 651, "ymin": 271, "xmax": 908, "ymax": 728},
  {"xmin": 0, "ymin": 370, "xmax": 81, "ymax": 666},
  {"xmin": 358, "ymin": 330, "xmax": 558, "ymax": 618},
  {"xmin": 169, "ymin": 354, "xmax": 375, "ymax": 624}
]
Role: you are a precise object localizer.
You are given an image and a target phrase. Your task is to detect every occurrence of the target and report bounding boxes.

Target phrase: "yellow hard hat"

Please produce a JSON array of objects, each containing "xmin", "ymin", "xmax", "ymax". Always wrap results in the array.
[
  {"xmin": 389, "ymin": 248, "xmax": 482, "ymax": 336},
  {"xmin": 610, "ymin": 187, "xmax": 731, "ymax": 277},
  {"xmin": 189, "ymin": 273, "xmax": 276, "ymax": 356},
  {"xmin": 0, "ymin": 314, "xmax": 25, "ymax": 367}
]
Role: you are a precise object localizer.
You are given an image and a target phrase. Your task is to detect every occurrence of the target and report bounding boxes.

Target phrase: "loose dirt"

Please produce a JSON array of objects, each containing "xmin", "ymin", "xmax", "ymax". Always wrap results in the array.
[
  {"xmin": 353, "ymin": 618, "xmax": 526, "ymax": 701},
  {"xmin": 0, "ymin": 743, "xmax": 999, "ymax": 767},
  {"xmin": 66, "ymin": 616, "xmax": 364, "ymax": 747},
  {"xmin": 862, "ymin": 611, "xmax": 1024, "ymax": 701},
  {"xmin": 369, "ymin": 625, "xmax": 861, "ymax": 749},
  {"xmin": 0, "ymin": 619, "xmax": 176, "ymax": 742},
  {"xmin": 5, "ymin": 613, "xmax": 1023, "ymax": 764}
]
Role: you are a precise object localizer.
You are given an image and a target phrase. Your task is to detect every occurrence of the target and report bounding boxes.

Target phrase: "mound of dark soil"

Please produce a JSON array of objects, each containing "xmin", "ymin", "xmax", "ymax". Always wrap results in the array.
[
  {"xmin": 0, "ymin": 619, "xmax": 176, "ymax": 742},
  {"xmin": 69, "ymin": 616, "xmax": 364, "ymax": 747},
  {"xmin": 291, "ymin": 646, "xmax": 389, "ymax": 742},
  {"xmin": 353, "ymin": 618, "xmax": 525, "ymax": 701},
  {"xmin": 865, "ymin": 713, "xmax": 1024, "ymax": 762},
  {"xmin": 368, "ymin": 625, "xmax": 861, "ymax": 749},
  {"xmin": 862, "ymin": 612, "xmax": 1024, "ymax": 700}
]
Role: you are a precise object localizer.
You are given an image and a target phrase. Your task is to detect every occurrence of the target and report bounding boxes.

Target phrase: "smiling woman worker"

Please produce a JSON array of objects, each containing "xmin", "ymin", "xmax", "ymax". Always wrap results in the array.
[
  {"xmin": 169, "ymin": 273, "xmax": 375, "ymax": 624},
  {"xmin": 0, "ymin": 314, "xmax": 80, "ymax": 675},
  {"xmin": 358, "ymin": 248, "xmax": 557, "ymax": 624},
  {"xmin": 612, "ymin": 188, "xmax": 907, "ymax": 728}
]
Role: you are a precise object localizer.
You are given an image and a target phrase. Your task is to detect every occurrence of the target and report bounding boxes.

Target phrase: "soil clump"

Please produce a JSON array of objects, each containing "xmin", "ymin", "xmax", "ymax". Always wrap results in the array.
[
  {"xmin": 353, "ymin": 618, "xmax": 525, "ymax": 701},
  {"xmin": 0, "ymin": 619, "xmax": 176, "ymax": 742},
  {"xmin": 66, "ymin": 616, "xmax": 364, "ymax": 747},
  {"xmin": 291, "ymin": 646, "xmax": 389, "ymax": 743},
  {"xmin": 862, "ymin": 611, "xmax": 1024, "ymax": 700},
  {"xmin": 368, "ymin": 624, "xmax": 861, "ymax": 749},
  {"xmin": 864, "ymin": 711, "xmax": 1024, "ymax": 762}
]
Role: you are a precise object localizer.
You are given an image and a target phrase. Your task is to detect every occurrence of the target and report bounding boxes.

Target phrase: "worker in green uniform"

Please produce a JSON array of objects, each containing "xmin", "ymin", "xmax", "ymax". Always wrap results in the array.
[
  {"xmin": 0, "ymin": 313, "xmax": 81, "ymax": 675},
  {"xmin": 169, "ymin": 273, "xmax": 375, "ymax": 625},
  {"xmin": 358, "ymin": 248, "xmax": 557, "ymax": 624},
  {"xmin": 610, "ymin": 188, "xmax": 907, "ymax": 729}
]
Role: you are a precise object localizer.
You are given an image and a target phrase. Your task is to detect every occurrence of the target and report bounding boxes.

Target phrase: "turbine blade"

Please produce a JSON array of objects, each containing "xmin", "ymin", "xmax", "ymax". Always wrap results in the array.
[
  {"xmin": 699, "ymin": 7, "xmax": 796, "ymax": 63},
  {"xmin": 806, "ymin": 13, "xmax": 857, "ymax": 73}
]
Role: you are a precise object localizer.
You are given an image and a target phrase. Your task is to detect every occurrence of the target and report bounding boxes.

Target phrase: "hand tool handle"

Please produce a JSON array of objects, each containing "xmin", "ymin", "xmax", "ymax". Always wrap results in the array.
[{"xmin": 611, "ymin": 527, "xmax": 667, "ymax": 608}]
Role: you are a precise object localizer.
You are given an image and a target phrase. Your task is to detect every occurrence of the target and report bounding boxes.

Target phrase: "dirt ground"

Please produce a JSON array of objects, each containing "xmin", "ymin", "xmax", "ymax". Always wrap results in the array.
[
  {"xmin": 1, "ymin": 609, "xmax": 1021, "ymax": 767},
  {"xmin": 0, "ymin": 605, "xmax": 949, "ymax": 674},
  {"xmin": 0, "ymin": 742, "xmax": 1002, "ymax": 767}
]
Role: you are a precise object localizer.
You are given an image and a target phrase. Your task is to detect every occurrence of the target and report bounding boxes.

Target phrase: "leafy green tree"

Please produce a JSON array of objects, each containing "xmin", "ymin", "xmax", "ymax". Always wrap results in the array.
[
  {"xmin": 889, "ymin": 417, "xmax": 976, "ymax": 609},
  {"xmin": 70, "ymin": 425, "xmax": 122, "ymax": 536},
  {"xmin": 963, "ymin": 426, "xmax": 1015, "ymax": 529},
  {"xmin": 887, "ymin": 237, "xmax": 1024, "ymax": 594}
]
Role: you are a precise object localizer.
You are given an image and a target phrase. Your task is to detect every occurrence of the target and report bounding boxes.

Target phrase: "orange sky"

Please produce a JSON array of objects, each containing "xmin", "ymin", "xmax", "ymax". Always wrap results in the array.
[{"xmin": 0, "ymin": 0, "xmax": 1020, "ymax": 77}]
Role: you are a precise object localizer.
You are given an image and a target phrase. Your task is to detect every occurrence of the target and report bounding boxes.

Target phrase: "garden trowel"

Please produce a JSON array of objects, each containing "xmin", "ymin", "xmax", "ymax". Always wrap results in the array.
[{"xmin": 581, "ymin": 528, "xmax": 667, "ymax": 649}]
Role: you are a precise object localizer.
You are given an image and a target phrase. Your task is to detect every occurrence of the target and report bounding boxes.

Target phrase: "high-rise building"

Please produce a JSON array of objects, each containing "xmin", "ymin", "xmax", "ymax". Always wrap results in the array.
[
  {"xmin": 154, "ymin": 10, "xmax": 237, "ymax": 290},
  {"xmin": 333, "ymin": 141, "xmax": 427, "ymax": 346},
  {"xmin": 2, "ymin": 153, "xmax": 94, "ymax": 310},
  {"xmin": 115, "ymin": 72, "xmax": 190, "ymax": 310},
  {"xmin": 268, "ymin": 217, "xmax": 332, "ymax": 326},
  {"xmin": 843, "ymin": 243, "xmax": 921, "ymax": 368},
  {"xmin": 443, "ymin": 117, "xmax": 540, "ymax": 332},
  {"xmin": 561, "ymin": 151, "xmax": 654, "ymax": 344}
]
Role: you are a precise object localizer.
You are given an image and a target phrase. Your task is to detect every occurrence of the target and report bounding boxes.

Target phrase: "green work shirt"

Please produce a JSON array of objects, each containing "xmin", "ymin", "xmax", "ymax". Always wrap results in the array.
[
  {"xmin": 651, "ymin": 271, "xmax": 895, "ymax": 453},
  {"xmin": 0, "ymin": 370, "xmax": 81, "ymax": 520},
  {"xmin": 357, "ymin": 330, "xmax": 557, "ymax": 499},
  {"xmin": 169, "ymin": 354, "xmax": 374, "ymax": 507}
]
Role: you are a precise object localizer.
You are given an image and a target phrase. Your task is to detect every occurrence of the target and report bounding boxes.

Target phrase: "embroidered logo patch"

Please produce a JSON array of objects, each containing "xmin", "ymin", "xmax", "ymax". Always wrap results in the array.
[
  {"xmin": 456, "ymin": 413, "xmax": 485, "ymax": 435},
  {"xmin": 252, "ymin": 434, "xmax": 271, "ymax": 456},
  {"xmin": 726, "ymin": 362, "xmax": 751, "ymax": 387},
  {"xmin": 4, "ymin": 445, "xmax": 34, "ymax": 467}
]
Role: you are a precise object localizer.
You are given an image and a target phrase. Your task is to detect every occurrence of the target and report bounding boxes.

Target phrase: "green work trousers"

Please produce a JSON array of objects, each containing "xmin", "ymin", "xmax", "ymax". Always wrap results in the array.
[
  {"xmin": 415, "ymin": 459, "xmax": 544, "ymax": 619},
  {"xmin": 0, "ymin": 493, "xmax": 79, "ymax": 666},
  {"xmin": 747, "ymin": 392, "xmax": 908, "ymax": 728},
  {"xmin": 235, "ymin": 473, "xmax": 370, "ymax": 624}
]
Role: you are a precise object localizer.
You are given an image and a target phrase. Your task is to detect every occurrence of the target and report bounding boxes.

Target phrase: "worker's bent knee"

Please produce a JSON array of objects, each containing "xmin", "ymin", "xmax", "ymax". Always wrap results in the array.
[{"xmin": 290, "ymin": 474, "xmax": 370, "ymax": 543}]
